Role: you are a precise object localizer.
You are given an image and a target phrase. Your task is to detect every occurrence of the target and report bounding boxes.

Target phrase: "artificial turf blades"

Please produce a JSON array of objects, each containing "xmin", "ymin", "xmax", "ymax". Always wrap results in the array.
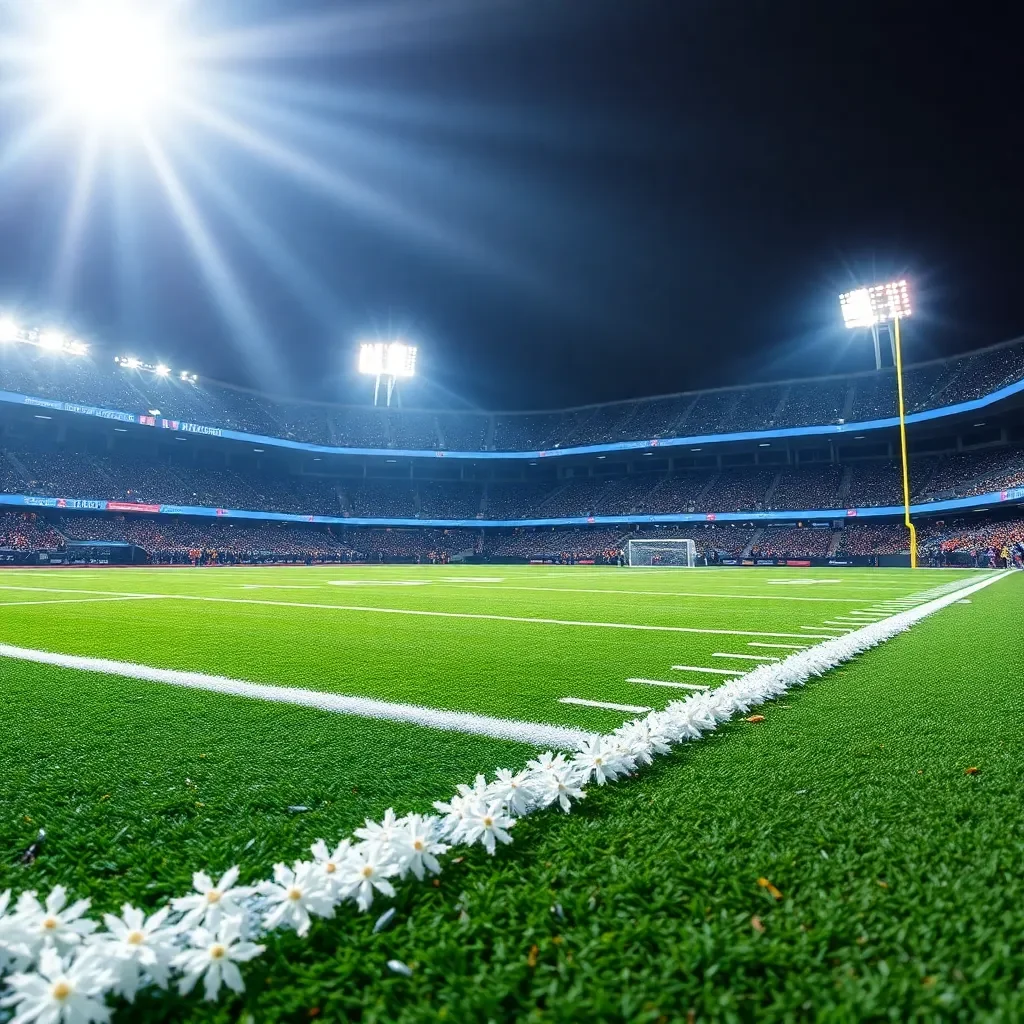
[{"xmin": 1, "ymin": 565, "xmax": 1018, "ymax": 1020}]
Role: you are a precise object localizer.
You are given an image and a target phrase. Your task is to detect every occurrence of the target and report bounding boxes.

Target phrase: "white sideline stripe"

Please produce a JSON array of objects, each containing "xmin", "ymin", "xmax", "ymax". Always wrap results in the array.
[
  {"xmin": 748, "ymin": 642, "xmax": 809, "ymax": 650},
  {"xmin": 626, "ymin": 678, "xmax": 710, "ymax": 690},
  {"xmin": 558, "ymin": 697, "xmax": 652, "ymax": 713},
  {"xmin": 0, "ymin": 596, "xmax": 165, "ymax": 609},
  {"xmin": 711, "ymin": 652, "xmax": 780, "ymax": 661},
  {"xmin": 0, "ymin": 585, "xmax": 838, "ymax": 639},
  {"xmin": 0, "ymin": 643, "xmax": 589, "ymax": 748},
  {"xmin": 670, "ymin": 665, "xmax": 742, "ymax": 676}
]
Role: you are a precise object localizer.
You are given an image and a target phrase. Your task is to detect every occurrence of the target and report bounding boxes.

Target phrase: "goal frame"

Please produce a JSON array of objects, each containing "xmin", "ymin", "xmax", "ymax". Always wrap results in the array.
[{"xmin": 626, "ymin": 538, "xmax": 698, "ymax": 568}]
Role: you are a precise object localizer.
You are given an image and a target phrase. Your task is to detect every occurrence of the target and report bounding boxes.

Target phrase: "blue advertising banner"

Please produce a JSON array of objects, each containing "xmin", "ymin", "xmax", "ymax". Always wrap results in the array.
[{"xmin": 1, "ymin": 486, "xmax": 1020, "ymax": 527}]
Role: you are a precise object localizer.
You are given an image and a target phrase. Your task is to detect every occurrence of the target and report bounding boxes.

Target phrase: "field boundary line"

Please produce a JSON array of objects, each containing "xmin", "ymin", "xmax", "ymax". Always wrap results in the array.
[{"xmin": 0, "ymin": 642, "xmax": 589, "ymax": 748}]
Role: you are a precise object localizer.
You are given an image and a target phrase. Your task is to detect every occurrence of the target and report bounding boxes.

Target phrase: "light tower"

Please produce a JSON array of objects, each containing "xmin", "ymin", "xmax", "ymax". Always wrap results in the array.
[
  {"xmin": 358, "ymin": 341, "xmax": 418, "ymax": 407},
  {"xmin": 839, "ymin": 279, "xmax": 916, "ymax": 566}
]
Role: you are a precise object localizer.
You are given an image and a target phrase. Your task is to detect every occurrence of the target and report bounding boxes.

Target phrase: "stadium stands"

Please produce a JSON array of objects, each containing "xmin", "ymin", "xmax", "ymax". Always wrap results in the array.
[
  {"xmin": 2, "ymin": 447, "xmax": 1021, "ymax": 522},
  {"xmin": 3, "ymin": 334, "xmax": 1021, "ymax": 452}
]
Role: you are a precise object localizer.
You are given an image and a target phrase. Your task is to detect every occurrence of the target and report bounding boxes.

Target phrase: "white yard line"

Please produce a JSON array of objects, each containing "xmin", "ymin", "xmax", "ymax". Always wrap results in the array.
[
  {"xmin": 558, "ymin": 697, "xmax": 652, "ymax": 713},
  {"xmin": 0, "ymin": 641, "xmax": 589, "ymax": 747},
  {"xmin": 670, "ymin": 665, "xmax": 743, "ymax": 676},
  {"xmin": 0, "ymin": 596, "xmax": 165, "ymax": 609},
  {"xmin": 748, "ymin": 642, "xmax": 808, "ymax": 650},
  {"xmin": 711, "ymin": 652, "xmax": 780, "ymax": 661},
  {"xmin": 0, "ymin": 585, "xmax": 841, "ymax": 639},
  {"xmin": 625, "ymin": 678, "xmax": 710, "ymax": 690}
]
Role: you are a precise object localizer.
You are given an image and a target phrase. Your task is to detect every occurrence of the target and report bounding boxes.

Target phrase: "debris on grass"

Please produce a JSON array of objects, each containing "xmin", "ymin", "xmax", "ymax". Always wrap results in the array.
[
  {"xmin": 19, "ymin": 829, "xmax": 45, "ymax": 864},
  {"xmin": 373, "ymin": 908, "xmax": 396, "ymax": 933},
  {"xmin": 387, "ymin": 960, "xmax": 414, "ymax": 977},
  {"xmin": 757, "ymin": 877, "xmax": 783, "ymax": 900}
]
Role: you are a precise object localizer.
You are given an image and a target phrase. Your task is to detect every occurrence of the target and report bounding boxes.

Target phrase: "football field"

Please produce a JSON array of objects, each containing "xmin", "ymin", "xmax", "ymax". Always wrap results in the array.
[{"xmin": 2, "ymin": 563, "xmax": 1022, "ymax": 1020}]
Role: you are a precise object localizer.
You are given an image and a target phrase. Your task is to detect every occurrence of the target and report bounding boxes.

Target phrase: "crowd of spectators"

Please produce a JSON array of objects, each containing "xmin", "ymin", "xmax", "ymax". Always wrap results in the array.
[
  {"xmin": 701, "ymin": 469, "xmax": 776, "ymax": 511},
  {"xmin": 918, "ymin": 447, "xmax": 1024, "ymax": 500},
  {"xmin": 58, "ymin": 516, "xmax": 356, "ymax": 564},
  {"xmin": 767, "ymin": 466, "xmax": 844, "ymax": 511},
  {"xmin": 838, "ymin": 525, "xmax": 909, "ymax": 556},
  {"xmin": 916, "ymin": 517, "xmax": 1024, "ymax": 566},
  {"xmin": 6, "ymin": 508, "xmax": 1024, "ymax": 565},
  {"xmin": 0, "ymin": 511, "xmax": 64, "ymax": 550},
  {"xmin": 750, "ymin": 527, "xmax": 832, "ymax": 559},
  {"xmin": 4, "ymin": 336, "xmax": 1023, "ymax": 451},
  {"xmin": 5, "ymin": 447, "xmax": 1023, "ymax": 525},
  {"xmin": 342, "ymin": 528, "xmax": 480, "ymax": 561},
  {"xmin": 486, "ymin": 528, "xmax": 624, "ymax": 562}
]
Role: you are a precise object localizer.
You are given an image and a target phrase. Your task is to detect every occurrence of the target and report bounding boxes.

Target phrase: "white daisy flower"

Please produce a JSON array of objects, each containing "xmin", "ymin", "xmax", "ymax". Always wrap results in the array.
[
  {"xmin": 1, "ymin": 888, "xmax": 30, "ymax": 971},
  {"xmin": 389, "ymin": 814, "xmax": 448, "ymax": 881},
  {"xmin": 335, "ymin": 845, "xmax": 398, "ymax": 912},
  {"xmin": 310, "ymin": 838, "xmax": 352, "ymax": 896},
  {"xmin": 92, "ymin": 904, "xmax": 176, "ymax": 1001},
  {"xmin": 533, "ymin": 764, "xmax": 587, "ymax": 813},
  {"xmin": 259, "ymin": 862, "xmax": 335, "ymax": 937},
  {"xmin": 353, "ymin": 808, "xmax": 403, "ymax": 852},
  {"xmin": 487, "ymin": 768, "xmax": 537, "ymax": 816},
  {"xmin": 526, "ymin": 751, "xmax": 568, "ymax": 775},
  {"xmin": 0, "ymin": 947, "xmax": 112, "ymax": 1024},
  {"xmin": 614, "ymin": 718, "xmax": 672, "ymax": 766},
  {"xmin": 461, "ymin": 800, "xmax": 515, "ymax": 855},
  {"xmin": 171, "ymin": 918, "xmax": 264, "ymax": 1002},
  {"xmin": 170, "ymin": 867, "xmax": 254, "ymax": 931},
  {"xmin": 572, "ymin": 735, "xmax": 635, "ymax": 786},
  {"xmin": 14, "ymin": 887, "xmax": 98, "ymax": 957},
  {"xmin": 431, "ymin": 793, "xmax": 471, "ymax": 841}
]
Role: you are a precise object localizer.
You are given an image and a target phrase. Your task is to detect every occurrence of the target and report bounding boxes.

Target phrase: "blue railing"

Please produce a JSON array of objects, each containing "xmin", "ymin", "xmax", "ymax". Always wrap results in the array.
[
  {"xmin": 3, "ymin": 485, "xmax": 1021, "ymax": 527},
  {"xmin": 3, "ymin": 370, "xmax": 1024, "ymax": 461}
]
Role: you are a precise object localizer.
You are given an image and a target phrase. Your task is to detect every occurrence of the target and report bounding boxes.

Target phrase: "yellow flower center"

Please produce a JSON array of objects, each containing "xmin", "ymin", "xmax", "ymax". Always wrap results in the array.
[
  {"xmin": 413, "ymin": 839, "xmax": 424, "ymax": 851},
  {"xmin": 287, "ymin": 886, "xmax": 303, "ymax": 902},
  {"xmin": 127, "ymin": 930, "xmax": 145, "ymax": 946},
  {"xmin": 206, "ymin": 890, "xmax": 221, "ymax": 904},
  {"xmin": 210, "ymin": 944, "xmax": 226, "ymax": 960},
  {"xmin": 52, "ymin": 981, "xmax": 72, "ymax": 1001},
  {"xmin": 595, "ymin": 757, "xmax": 603, "ymax": 765},
  {"xmin": 42, "ymin": 916, "xmax": 58, "ymax": 931},
  {"xmin": 361, "ymin": 865, "xmax": 374, "ymax": 879},
  {"xmin": 483, "ymin": 817, "xmax": 493, "ymax": 827},
  {"xmin": 325, "ymin": 862, "xmax": 336, "ymax": 874}
]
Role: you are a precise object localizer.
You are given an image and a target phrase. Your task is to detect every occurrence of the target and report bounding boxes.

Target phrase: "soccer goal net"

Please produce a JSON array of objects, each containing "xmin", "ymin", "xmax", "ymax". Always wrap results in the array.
[{"xmin": 626, "ymin": 538, "xmax": 697, "ymax": 567}]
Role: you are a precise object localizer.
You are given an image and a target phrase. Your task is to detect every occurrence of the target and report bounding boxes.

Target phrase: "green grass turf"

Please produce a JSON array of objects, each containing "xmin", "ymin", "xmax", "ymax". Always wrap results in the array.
[{"xmin": 1, "ymin": 566, "xmax": 1016, "ymax": 1020}]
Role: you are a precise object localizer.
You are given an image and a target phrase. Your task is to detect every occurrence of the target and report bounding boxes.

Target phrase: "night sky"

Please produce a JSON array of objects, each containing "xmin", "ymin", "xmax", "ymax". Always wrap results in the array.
[{"xmin": 0, "ymin": 0, "xmax": 1021, "ymax": 410}]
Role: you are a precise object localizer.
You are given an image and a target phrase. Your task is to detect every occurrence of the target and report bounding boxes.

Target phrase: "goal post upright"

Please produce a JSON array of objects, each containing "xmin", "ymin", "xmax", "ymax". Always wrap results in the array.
[{"xmin": 626, "ymin": 538, "xmax": 698, "ymax": 567}]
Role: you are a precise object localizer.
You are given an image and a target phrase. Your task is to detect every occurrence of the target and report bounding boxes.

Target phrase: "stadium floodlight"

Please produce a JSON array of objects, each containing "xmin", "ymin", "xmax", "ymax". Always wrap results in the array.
[
  {"xmin": 358, "ymin": 341, "xmax": 418, "ymax": 406},
  {"xmin": 154, "ymin": 363, "xmax": 171, "ymax": 376},
  {"xmin": 838, "ymin": 278, "xmax": 917, "ymax": 567},
  {"xmin": 65, "ymin": 339, "xmax": 89, "ymax": 356},
  {"xmin": 0, "ymin": 316, "xmax": 18, "ymax": 343},
  {"xmin": 840, "ymin": 280, "xmax": 911, "ymax": 330}
]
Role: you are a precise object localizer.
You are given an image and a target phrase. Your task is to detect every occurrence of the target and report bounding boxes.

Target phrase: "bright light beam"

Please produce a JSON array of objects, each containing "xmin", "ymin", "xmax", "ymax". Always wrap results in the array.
[{"xmin": 140, "ymin": 130, "xmax": 288, "ymax": 391}]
